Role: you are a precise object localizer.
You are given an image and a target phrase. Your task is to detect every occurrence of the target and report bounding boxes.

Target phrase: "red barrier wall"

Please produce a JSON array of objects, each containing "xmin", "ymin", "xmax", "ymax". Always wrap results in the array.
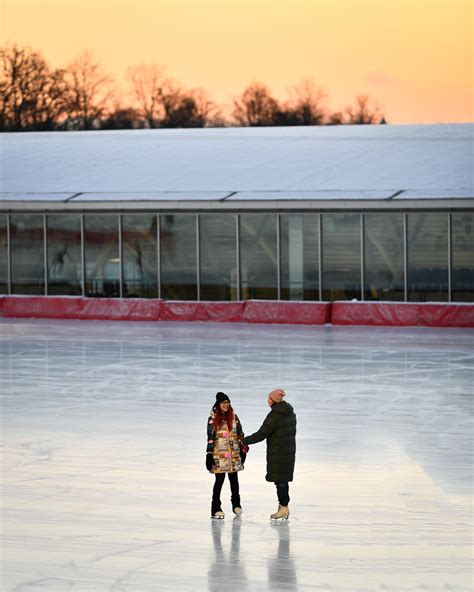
[
  {"xmin": 419, "ymin": 304, "xmax": 474, "ymax": 328},
  {"xmin": 332, "ymin": 301, "xmax": 474, "ymax": 328},
  {"xmin": 243, "ymin": 300, "xmax": 331, "ymax": 325},
  {"xmin": 161, "ymin": 301, "xmax": 244, "ymax": 323},
  {"xmin": 332, "ymin": 302, "xmax": 420, "ymax": 327},
  {"xmin": 2, "ymin": 296, "xmax": 83, "ymax": 319},
  {"xmin": 78, "ymin": 298, "xmax": 162, "ymax": 321},
  {"xmin": 0, "ymin": 296, "xmax": 473, "ymax": 327}
]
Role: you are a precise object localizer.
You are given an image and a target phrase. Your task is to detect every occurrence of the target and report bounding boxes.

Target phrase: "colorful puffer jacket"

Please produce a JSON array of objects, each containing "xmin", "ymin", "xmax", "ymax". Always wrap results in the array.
[{"xmin": 207, "ymin": 409, "xmax": 244, "ymax": 474}]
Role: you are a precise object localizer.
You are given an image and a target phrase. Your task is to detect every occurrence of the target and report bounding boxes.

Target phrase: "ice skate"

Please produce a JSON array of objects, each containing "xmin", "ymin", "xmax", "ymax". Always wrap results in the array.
[
  {"xmin": 270, "ymin": 505, "xmax": 289, "ymax": 520},
  {"xmin": 211, "ymin": 510, "xmax": 225, "ymax": 519},
  {"xmin": 233, "ymin": 506, "xmax": 242, "ymax": 516}
]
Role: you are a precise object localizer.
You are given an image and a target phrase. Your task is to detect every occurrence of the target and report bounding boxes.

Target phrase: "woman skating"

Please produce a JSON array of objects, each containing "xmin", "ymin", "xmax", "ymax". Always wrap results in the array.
[{"xmin": 206, "ymin": 392, "xmax": 248, "ymax": 519}]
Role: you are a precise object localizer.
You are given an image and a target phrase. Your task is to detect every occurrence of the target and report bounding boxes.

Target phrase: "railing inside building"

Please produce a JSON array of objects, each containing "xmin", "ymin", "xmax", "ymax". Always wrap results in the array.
[{"xmin": 0, "ymin": 212, "xmax": 473, "ymax": 303}]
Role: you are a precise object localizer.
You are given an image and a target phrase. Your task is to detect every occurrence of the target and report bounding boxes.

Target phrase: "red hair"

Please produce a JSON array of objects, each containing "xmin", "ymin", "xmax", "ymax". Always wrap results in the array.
[{"xmin": 213, "ymin": 404, "xmax": 234, "ymax": 432}]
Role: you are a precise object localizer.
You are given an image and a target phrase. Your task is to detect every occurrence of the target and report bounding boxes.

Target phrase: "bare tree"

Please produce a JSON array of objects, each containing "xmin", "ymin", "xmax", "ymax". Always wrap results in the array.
[
  {"xmin": 189, "ymin": 88, "xmax": 220, "ymax": 127},
  {"xmin": 101, "ymin": 104, "xmax": 143, "ymax": 129},
  {"xmin": 0, "ymin": 43, "xmax": 68, "ymax": 131},
  {"xmin": 64, "ymin": 51, "xmax": 115, "ymax": 130},
  {"xmin": 345, "ymin": 94, "xmax": 384, "ymax": 125},
  {"xmin": 285, "ymin": 79, "xmax": 328, "ymax": 125},
  {"xmin": 232, "ymin": 83, "xmax": 280, "ymax": 126},
  {"xmin": 327, "ymin": 111, "xmax": 345, "ymax": 125},
  {"xmin": 126, "ymin": 64, "xmax": 170, "ymax": 128}
]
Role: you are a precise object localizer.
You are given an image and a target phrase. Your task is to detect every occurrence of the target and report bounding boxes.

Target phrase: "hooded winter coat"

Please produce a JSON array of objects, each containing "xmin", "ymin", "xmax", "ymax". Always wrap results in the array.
[{"xmin": 243, "ymin": 401, "xmax": 296, "ymax": 482}]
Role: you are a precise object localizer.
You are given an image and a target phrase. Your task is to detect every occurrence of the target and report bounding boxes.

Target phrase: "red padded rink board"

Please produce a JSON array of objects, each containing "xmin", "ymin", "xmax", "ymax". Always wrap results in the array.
[{"xmin": 0, "ymin": 296, "xmax": 472, "ymax": 327}]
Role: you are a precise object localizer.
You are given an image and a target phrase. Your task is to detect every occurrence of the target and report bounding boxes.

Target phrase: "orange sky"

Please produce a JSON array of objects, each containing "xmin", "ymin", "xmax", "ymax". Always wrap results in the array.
[{"xmin": 1, "ymin": 0, "xmax": 473, "ymax": 123}]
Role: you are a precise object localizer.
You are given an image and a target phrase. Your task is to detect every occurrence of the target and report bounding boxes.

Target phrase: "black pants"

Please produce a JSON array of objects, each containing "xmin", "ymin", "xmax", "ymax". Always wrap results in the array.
[
  {"xmin": 212, "ymin": 472, "xmax": 240, "ymax": 514},
  {"xmin": 275, "ymin": 482, "xmax": 290, "ymax": 506}
]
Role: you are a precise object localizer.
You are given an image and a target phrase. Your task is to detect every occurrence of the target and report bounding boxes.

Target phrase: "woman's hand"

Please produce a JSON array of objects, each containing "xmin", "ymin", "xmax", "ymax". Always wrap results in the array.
[{"xmin": 206, "ymin": 453, "xmax": 215, "ymax": 471}]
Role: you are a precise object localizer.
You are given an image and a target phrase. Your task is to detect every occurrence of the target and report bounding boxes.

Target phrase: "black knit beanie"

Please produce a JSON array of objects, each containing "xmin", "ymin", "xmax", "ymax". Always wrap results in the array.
[{"xmin": 215, "ymin": 392, "xmax": 230, "ymax": 405}]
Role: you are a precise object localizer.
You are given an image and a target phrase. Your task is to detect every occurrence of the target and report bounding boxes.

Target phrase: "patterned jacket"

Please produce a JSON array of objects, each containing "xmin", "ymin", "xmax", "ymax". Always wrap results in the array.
[{"xmin": 207, "ymin": 408, "xmax": 244, "ymax": 474}]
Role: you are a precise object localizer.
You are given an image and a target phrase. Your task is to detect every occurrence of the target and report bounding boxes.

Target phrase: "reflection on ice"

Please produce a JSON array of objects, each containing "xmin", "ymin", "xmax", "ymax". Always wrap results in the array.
[
  {"xmin": 208, "ymin": 519, "xmax": 248, "ymax": 591},
  {"xmin": 0, "ymin": 319, "xmax": 473, "ymax": 591},
  {"xmin": 268, "ymin": 522, "xmax": 297, "ymax": 591}
]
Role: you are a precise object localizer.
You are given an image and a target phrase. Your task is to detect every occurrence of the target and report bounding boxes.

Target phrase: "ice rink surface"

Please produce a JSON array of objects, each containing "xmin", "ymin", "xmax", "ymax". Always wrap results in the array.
[{"xmin": 0, "ymin": 319, "xmax": 473, "ymax": 592}]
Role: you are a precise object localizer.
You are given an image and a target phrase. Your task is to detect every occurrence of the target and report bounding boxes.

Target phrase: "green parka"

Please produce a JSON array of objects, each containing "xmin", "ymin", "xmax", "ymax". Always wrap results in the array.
[{"xmin": 243, "ymin": 401, "xmax": 296, "ymax": 482}]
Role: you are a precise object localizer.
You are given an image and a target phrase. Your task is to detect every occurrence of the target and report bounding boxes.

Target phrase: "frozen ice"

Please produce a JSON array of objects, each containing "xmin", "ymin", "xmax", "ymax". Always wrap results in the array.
[{"xmin": 0, "ymin": 319, "xmax": 473, "ymax": 591}]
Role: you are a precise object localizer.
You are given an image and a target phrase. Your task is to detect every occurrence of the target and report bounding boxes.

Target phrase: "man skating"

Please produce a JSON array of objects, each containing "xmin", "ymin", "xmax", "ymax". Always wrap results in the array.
[{"xmin": 243, "ymin": 389, "xmax": 296, "ymax": 520}]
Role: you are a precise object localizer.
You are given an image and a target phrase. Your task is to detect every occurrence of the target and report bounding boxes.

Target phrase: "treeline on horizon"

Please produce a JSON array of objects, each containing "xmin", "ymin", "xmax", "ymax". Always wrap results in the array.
[{"xmin": 0, "ymin": 43, "xmax": 387, "ymax": 132}]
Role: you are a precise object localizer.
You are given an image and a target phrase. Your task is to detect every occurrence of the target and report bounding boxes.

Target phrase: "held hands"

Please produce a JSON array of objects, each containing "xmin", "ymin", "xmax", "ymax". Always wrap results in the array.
[
  {"xmin": 240, "ymin": 444, "xmax": 249, "ymax": 465},
  {"xmin": 206, "ymin": 453, "xmax": 215, "ymax": 471}
]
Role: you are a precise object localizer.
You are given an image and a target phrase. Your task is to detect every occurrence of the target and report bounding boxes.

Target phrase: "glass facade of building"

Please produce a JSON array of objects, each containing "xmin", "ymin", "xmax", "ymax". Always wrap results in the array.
[
  {"xmin": 122, "ymin": 214, "xmax": 158, "ymax": 298},
  {"xmin": 0, "ymin": 211, "xmax": 472, "ymax": 302},
  {"xmin": 322, "ymin": 213, "xmax": 361, "ymax": 301},
  {"xmin": 407, "ymin": 213, "xmax": 449, "ymax": 302},
  {"xmin": 10, "ymin": 214, "xmax": 45, "ymax": 295},
  {"xmin": 0, "ymin": 215, "xmax": 7, "ymax": 294},
  {"xmin": 47, "ymin": 214, "xmax": 82, "ymax": 295},
  {"xmin": 452, "ymin": 212, "xmax": 474, "ymax": 302},
  {"xmin": 160, "ymin": 214, "xmax": 197, "ymax": 300},
  {"xmin": 280, "ymin": 213, "xmax": 319, "ymax": 301},
  {"xmin": 240, "ymin": 213, "xmax": 278, "ymax": 300},
  {"xmin": 364, "ymin": 213, "xmax": 405, "ymax": 301},
  {"xmin": 84, "ymin": 215, "xmax": 120, "ymax": 297},
  {"xmin": 200, "ymin": 214, "xmax": 237, "ymax": 301}
]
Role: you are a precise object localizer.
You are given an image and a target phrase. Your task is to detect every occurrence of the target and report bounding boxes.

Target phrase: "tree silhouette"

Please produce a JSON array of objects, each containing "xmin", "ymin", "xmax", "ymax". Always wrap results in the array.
[
  {"xmin": 0, "ymin": 44, "xmax": 68, "ymax": 131},
  {"xmin": 286, "ymin": 79, "xmax": 328, "ymax": 125},
  {"xmin": 0, "ymin": 43, "xmax": 389, "ymax": 130},
  {"xmin": 63, "ymin": 51, "xmax": 115, "ymax": 130},
  {"xmin": 101, "ymin": 105, "xmax": 142, "ymax": 129},
  {"xmin": 127, "ymin": 65, "xmax": 218, "ymax": 128},
  {"xmin": 161, "ymin": 87, "xmax": 218, "ymax": 128},
  {"xmin": 345, "ymin": 94, "xmax": 384, "ymax": 124},
  {"xmin": 232, "ymin": 83, "xmax": 280, "ymax": 126},
  {"xmin": 127, "ymin": 64, "xmax": 169, "ymax": 128}
]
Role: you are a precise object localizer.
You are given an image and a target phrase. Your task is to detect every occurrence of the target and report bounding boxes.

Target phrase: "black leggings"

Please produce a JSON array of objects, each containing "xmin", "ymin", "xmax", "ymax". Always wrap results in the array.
[
  {"xmin": 212, "ymin": 472, "xmax": 240, "ymax": 514},
  {"xmin": 275, "ymin": 482, "xmax": 290, "ymax": 506}
]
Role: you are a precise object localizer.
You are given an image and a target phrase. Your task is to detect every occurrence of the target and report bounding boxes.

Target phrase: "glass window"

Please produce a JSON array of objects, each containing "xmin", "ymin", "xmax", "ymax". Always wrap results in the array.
[
  {"xmin": 122, "ymin": 215, "xmax": 158, "ymax": 298},
  {"xmin": 84, "ymin": 215, "xmax": 119, "ymax": 297},
  {"xmin": 11, "ymin": 214, "xmax": 45, "ymax": 295},
  {"xmin": 452, "ymin": 212, "xmax": 474, "ymax": 302},
  {"xmin": 240, "ymin": 213, "xmax": 278, "ymax": 300},
  {"xmin": 160, "ymin": 214, "xmax": 197, "ymax": 300},
  {"xmin": 47, "ymin": 215, "xmax": 82, "ymax": 295},
  {"xmin": 322, "ymin": 213, "xmax": 361, "ymax": 301},
  {"xmin": 0, "ymin": 215, "xmax": 7, "ymax": 294},
  {"xmin": 280, "ymin": 213, "xmax": 319, "ymax": 300},
  {"xmin": 364, "ymin": 213, "xmax": 404, "ymax": 301},
  {"xmin": 407, "ymin": 213, "xmax": 448, "ymax": 302},
  {"xmin": 200, "ymin": 214, "xmax": 237, "ymax": 301}
]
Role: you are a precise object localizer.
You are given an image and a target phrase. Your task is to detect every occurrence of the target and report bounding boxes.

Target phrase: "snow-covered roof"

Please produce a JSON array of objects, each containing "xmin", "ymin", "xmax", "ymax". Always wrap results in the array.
[{"xmin": 1, "ymin": 123, "xmax": 473, "ymax": 211}]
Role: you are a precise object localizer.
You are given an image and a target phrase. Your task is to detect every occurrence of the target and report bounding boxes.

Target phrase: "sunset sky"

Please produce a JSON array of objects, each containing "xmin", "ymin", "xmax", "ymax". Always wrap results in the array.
[{"xmin": 1, "ymin": 0, "xmax": 472, "ymax": 123}]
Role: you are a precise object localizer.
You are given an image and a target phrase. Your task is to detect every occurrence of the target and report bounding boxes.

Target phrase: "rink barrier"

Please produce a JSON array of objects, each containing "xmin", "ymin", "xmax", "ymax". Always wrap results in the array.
[
  {"xmin": 0, "ymin": 296, "xmax": 330, "ymax": 325},
  {"xmin": 243, "ymin": 300, "xmax": 331, "ymax": 325},
  {"xmin": 160, "ymin": 300, "xmax": 245, "ymax": 322},
  {"xmin": 331, "ymin": 301, "xmax": 474, "ymax": 328},
  {"xmin": 0, "ymin": 296, "xmax": 473, "ymax": 327}
]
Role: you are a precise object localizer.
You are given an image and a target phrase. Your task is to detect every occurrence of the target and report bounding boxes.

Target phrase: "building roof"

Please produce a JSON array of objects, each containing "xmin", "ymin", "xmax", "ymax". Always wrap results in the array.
[{"xmin": 1, "ymin": 123, "xmax": 473, "ymax": 211}]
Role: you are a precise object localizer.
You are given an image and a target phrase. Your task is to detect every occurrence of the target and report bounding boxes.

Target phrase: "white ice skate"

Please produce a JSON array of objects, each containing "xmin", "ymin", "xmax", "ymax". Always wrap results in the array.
[
  {"xmin": 270, "ymin": 505, "xmax": 289, "ymax": 521},
  {"xmin": 233, "ymin": 506, "xmax": 242, "ymax": 516},
  {"xmin": 211, "ymin": 510, "xmax": 225, "ymax": 519}
]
